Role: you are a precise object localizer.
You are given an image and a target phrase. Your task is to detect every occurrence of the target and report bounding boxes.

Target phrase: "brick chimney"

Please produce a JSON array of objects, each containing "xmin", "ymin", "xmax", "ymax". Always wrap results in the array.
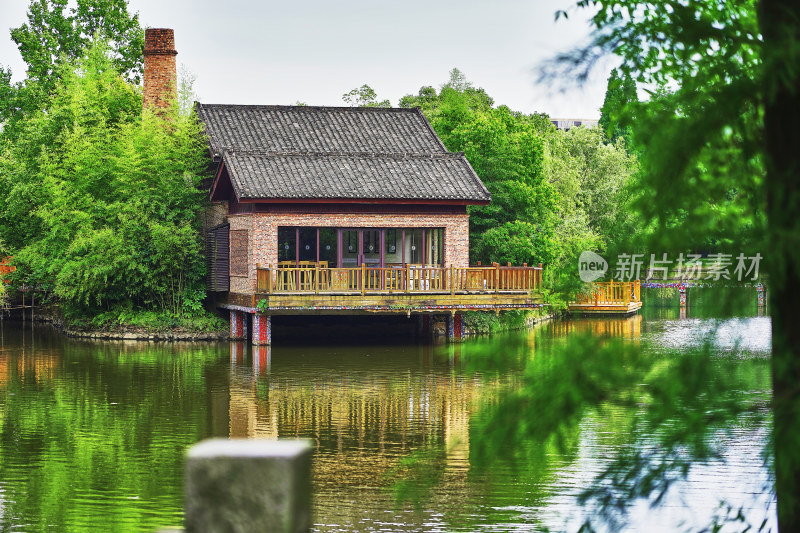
[{"xmin": 143, "ymin": 28, "xmax": 178, "ymax": 112}]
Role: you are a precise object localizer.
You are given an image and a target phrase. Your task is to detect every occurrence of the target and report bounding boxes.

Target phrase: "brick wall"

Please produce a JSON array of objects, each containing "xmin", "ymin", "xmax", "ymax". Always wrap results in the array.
[
  {"xmin": 226, "ymin": 212, "xmax": 470, "ymax": 292},
  {"xmin": 143, "ymin": 28, "xmax": 177, "ymax": 111}
]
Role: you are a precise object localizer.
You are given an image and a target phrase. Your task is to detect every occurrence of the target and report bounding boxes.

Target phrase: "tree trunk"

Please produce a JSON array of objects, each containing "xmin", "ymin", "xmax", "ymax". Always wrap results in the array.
[{"xmin": 759, "ymin": 0, "xmax": 800, "ymax": 530}]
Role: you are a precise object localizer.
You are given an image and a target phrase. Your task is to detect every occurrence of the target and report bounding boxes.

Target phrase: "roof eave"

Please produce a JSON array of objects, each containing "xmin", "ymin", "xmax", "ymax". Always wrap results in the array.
[{"xmin": 235, "ymin": 197, "xmax": 490, "ymax": 206}]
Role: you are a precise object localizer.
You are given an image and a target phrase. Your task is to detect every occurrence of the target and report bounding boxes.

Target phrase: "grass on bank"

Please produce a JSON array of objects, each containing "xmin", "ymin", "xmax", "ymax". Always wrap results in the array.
[{"xmin": 63, "ymin": 307, "xmax": 228, "ymax": 333}]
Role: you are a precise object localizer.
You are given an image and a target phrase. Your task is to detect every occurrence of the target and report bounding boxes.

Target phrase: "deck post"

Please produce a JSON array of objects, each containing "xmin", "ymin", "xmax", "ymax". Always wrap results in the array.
[
  {"xmin": 361, "ymin": 264, "xmax": 366, "ymax": 296},
  {"xmin": 252, "ymin": 313, "xmax": 272, "ymax": 346},
  {"xmin": 185, "ymin": 439, "xmax": 312, "ymax": 533},
  {"xmin": 495, "ymin": 264, "xmax": 499, "ymax": 293},
  {"xmin": 230, "ymin": 310, "xmax": 246, "ymax": 340},
  {"xmin": 450, "ymin": 265, "xmax": 455, "ymax": 295},
  {"xmin": 269, "ymin": 265, "xmax": 274, "ymax": 295},
  {"xmin": 679, "ymin": 284, "xmax": 687, "ymax": 308}
]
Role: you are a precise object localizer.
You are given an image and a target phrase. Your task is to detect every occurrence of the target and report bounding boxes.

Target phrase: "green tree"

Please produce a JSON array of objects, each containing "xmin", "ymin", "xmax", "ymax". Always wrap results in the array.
[
  {"xmin": 400, "ymin": 73, "xmax": 565, "ymax": 268},
  {"xmin": 598, "ymin": 68, "xmax": 637, "ymax": 144},
  {"xmin": 0, "ymin": 41, "xmax": 210, "ymax": 323},
  {"xmin": 547, "ymin": 125, "xmax": 639, "ymax": 250},
  {"xmin": 341, "ymin": 84, "xmax": 391, "ymax": 107},
  {"xmin": 544, "ymin": 0, "xmax": 796, "ymax": 528},
  {"xmin": 1, "ymin": 0, "xmax": 143, "ymax": 137}
]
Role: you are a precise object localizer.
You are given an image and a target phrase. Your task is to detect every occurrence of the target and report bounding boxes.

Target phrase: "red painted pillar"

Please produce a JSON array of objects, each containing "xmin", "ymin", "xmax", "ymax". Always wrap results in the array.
[
  {"xmin": 447, "ymin": 313, "xmax": 465, "ymax": 343},
  {"xmin": 230, "ymin": 310, "xmax": 245, "ymax": 339},
  {"xmin": 252, "ymin": 314, "xmax": 272, "ymax": 346}
]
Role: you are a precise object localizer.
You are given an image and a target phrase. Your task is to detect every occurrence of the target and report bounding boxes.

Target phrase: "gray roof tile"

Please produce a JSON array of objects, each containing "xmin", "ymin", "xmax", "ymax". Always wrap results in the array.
[
  {"xmin": 196, "ymin": 104, "xmax": 446, "ymax": 158},
  {"xmin": 223, "ymin": 151, "xmax": 491, "ymax": 202},
  {"xmin": 197, "ymin": 103, "xmax": 490, "ymax": 203}
]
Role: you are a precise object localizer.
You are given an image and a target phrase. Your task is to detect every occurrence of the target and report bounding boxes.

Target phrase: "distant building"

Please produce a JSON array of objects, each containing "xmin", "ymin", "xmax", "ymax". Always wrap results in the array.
[{"xmin": 550, "ymin": 118, "xmax": 599, "ymax": 131}]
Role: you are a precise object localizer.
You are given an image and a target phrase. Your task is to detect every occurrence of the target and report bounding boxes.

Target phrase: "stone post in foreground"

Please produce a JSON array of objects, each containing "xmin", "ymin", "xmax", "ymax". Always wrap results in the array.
[{"xmin": 185, "ymin": 439, "xmax": 313, "ymax": 533}]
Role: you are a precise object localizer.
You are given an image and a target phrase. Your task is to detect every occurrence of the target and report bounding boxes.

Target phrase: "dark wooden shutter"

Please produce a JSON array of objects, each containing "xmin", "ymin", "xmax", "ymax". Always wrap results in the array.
[{"xmin": 206, "ymin": 224, "xmax": 230, "ymax": 292}]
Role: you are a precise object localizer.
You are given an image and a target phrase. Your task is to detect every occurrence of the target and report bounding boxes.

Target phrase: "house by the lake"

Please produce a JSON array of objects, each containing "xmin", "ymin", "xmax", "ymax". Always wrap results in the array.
[{"xmin": 144, "ymin": 29, "xmax": 543, "ymax": 344}]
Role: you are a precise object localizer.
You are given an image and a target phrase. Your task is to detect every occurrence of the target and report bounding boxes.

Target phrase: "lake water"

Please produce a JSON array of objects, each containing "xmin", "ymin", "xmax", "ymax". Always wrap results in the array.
[{"xmin": 0, "ymin": 299, "xmax": 775, "ymax": 531}]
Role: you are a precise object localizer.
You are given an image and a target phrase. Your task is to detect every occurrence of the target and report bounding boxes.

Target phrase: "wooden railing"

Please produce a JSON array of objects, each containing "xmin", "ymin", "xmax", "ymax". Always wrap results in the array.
[
  {"xmin": 255, "ymin": 263, "xmax": 543, "ymax": 295},
  {"xmin": 574, "ymin": 280, "xmax": 641, "ymax": 305}
]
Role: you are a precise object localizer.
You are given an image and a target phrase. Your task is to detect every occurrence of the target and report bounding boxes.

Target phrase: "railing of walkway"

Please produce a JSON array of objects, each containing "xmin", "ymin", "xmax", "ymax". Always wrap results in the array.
[
  {"xmin": 574, "ymin": 280, "xmax": 641, "ymax": 305},
  {"xmin": 255, "ymin": 263, "xmax": 543, "ymax": 295}
]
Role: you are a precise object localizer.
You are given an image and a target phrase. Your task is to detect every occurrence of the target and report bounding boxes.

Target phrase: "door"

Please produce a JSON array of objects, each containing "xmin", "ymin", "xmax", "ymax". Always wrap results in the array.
[
  {"xmin": 341, "ymin": 230, "xmax": 360, "ymax": 268},
  {"xmin": 339, "ymin": 229, "xmax": 383, "ymax": 267}
]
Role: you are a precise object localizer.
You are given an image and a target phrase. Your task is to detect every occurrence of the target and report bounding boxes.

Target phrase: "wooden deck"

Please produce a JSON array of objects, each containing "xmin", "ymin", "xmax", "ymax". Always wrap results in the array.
[
  {"xmin": 223, "ymin": 264, "xmax": 544, "ymax": 314},
  {"xmin": 568, "ymin": 280, "xmax": 642, "ymax": 316}
]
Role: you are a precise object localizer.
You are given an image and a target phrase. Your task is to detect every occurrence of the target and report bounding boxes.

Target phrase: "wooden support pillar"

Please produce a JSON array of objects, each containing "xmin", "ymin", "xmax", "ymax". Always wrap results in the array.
[{"xmin": 252, "ymin": 313, "xmax": 272, "ymax": 346}]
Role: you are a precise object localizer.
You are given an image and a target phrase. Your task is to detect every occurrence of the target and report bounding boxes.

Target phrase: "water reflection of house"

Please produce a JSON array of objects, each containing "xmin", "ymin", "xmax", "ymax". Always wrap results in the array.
[{"xmin": 225, "ymin": 352, "xmax": 484, "ymax": 480}]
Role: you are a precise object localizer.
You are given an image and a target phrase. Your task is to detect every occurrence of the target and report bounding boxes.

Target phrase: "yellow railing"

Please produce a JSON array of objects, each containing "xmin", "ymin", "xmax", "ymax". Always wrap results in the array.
[
  {"xmin": 574, "ymin": 280, "xmax": 641, "ymax": 305},
  {"xmin": 255, "ymin": 263, "xmax": 543, "ymax": 295}
]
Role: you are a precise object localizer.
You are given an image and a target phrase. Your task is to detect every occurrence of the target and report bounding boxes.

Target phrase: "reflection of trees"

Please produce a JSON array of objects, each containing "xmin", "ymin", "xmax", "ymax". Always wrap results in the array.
[{"xmin": 0, "ymin": 326, "xmax": 228, "ymax": 532}]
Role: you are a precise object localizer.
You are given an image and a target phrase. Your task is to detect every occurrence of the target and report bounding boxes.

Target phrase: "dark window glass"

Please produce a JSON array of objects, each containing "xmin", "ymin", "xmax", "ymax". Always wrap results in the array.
[
  {"xmin": 385, "ymin": 229, "xmax": 401, "ymax": 266},
  {"xmin": 298, "ymin": 228, "xmax": 316, "ymax": 262},
  {"xmin": 406, "ymin": 229, "xmax": 423, "ymax": 264},
  {"xmin": 278, "ymin": 227, "xmax": 295, "ymax": 263},
  {"xmin": 319, "ymin": 228, "xmax": 337, "ymax": 267}
]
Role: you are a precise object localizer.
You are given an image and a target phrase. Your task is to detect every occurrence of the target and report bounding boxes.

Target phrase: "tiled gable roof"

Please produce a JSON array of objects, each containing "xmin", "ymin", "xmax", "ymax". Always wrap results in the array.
[
  {"xmin": 196, "ymin": 104, "xmax": 446, "ymax": 158},
  {"xmin": 197, "ymin": 103, "xmax": 491, "ymax": 204},
  {"xmin": 222, "ymin": 151, "xmax": 491, "ymax": 202}
]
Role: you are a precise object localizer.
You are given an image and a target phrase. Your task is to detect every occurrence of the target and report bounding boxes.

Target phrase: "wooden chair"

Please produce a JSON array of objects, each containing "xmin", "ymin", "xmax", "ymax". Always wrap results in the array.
[{"xmin": 317, "ymin": 261, "xmax": 330, "ymax": 290}]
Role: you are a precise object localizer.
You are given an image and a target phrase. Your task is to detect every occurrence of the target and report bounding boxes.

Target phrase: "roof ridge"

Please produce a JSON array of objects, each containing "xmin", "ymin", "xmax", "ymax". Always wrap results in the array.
[
  {"xmin": 196, "ymin": 102, "xmax": 418, "ymax": 113},
  {"xmin": 223, "ymin": 149, "xmax": 464, "ymax": 159}
]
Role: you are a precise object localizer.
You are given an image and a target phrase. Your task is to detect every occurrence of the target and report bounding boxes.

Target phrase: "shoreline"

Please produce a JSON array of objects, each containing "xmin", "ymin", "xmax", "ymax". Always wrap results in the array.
[{"xmin": 5, "ymin": 307, "xmax": 559, "ymax": 343}]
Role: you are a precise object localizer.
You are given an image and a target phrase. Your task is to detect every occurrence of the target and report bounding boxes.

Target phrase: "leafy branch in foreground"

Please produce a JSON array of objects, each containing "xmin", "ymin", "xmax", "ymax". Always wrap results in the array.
[
  {"xmin": 545, "ymin": 1, "xmax": 800, "ymax": 529},
  {"xmin": 469, "ymin": 335, "xmax": 768, "ymax": 531}
]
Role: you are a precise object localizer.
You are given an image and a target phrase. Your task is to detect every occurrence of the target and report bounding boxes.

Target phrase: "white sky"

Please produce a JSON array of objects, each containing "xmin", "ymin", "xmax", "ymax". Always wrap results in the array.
[{"xmin": 0, "ymin": 0, "xmax": 612, "ymax": 118}]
